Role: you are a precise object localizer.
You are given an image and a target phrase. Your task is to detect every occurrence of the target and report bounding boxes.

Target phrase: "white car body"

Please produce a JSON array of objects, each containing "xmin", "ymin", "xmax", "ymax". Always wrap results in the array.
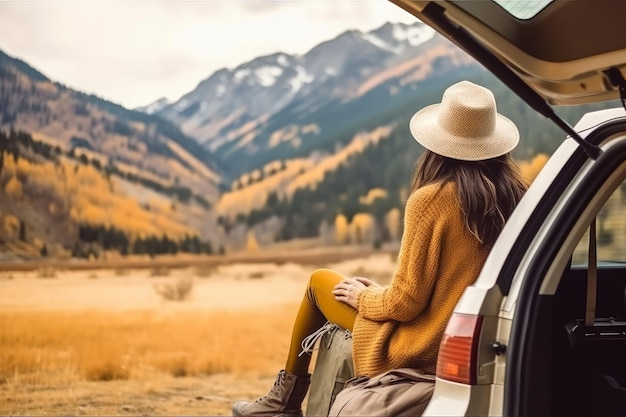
[{"xmin": 389, "ymin": 1, "xmax": 626, "ymax": 415}]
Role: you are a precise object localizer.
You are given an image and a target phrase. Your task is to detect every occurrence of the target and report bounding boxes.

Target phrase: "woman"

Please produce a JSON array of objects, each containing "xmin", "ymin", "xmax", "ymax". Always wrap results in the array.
[{"xmin": 232, "ymin": 80, "xmax": 528, "ymax": 417}]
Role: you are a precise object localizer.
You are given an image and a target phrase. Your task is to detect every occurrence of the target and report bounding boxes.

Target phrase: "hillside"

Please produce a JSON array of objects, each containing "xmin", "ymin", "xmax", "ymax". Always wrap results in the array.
[
  {"xmin": 0, "ymin": 49, "xmax": 223, "ymax": 202},
  {"xmin": 0, "ymin": 50, "xmax": 226, "ymax": 259},
  {"xmin": 197, "ymin": 66, "xmax": 619, "ymax": 249},
  {"xmin": 0, "ymin": 129, "xmax": 222, "ymax": 260},
  {"xmin": 1, "ymin": 20, "xmax": 621, "ymax": 260},
  {"xmin": 151, "ymin": 22, "xmax": 466, "ymax": 179},
  {"xmin": 147, "ymin": 21, "xmax": 617, "ymax": 182}
]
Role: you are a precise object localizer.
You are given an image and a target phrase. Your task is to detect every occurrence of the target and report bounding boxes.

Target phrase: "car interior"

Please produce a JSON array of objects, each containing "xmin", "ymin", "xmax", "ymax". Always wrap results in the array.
[
  {"xmin": 552, "ymin": 264, "xmax": 626, "ymax": 416},
  {"xmin": 522, "ymin": 179, "xmax": 626, "ymax": 417}
]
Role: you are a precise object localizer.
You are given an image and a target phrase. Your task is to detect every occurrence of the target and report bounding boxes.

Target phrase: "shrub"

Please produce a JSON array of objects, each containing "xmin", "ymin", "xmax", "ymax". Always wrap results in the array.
[
  {"xmin": 193, "ymin": 265, "xmax": 216, "ymax": 278},
  {"xmin": 153, "ymin": 277, "xmax": 193, "ymax": 301},
  {"xmin": 84, "ymin": 360, "xmax": 129, "ymax": 381},
  {"xmin": 149, "ymin": 266, "xmax": 170, "ymax": 277},
  {"xmin": 36, "ymin": 268, "xmax": 57, "ymax": 279},
  {"xmin": 249, "ymin": 271, "xmax": 265, "ymax": 279},
  {"xmin": 114, "ymin": 267, "xmax": 129, "ymax": 276},
  {"xmin": 155, "ymin": 354, "xmax": 192, "ymax": 377}
]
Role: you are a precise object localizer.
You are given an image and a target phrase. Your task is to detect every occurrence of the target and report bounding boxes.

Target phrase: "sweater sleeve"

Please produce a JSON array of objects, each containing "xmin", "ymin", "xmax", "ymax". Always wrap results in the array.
[{"xmin": 357, "ymin": 185, "xmax": 444, "ymax": 322}]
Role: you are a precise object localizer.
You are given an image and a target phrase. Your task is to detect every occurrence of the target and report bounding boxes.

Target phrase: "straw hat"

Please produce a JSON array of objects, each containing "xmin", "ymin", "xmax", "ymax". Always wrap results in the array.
[{"xmin": 409, "ymin": 80, "xmax": 519, "ymax": 161}]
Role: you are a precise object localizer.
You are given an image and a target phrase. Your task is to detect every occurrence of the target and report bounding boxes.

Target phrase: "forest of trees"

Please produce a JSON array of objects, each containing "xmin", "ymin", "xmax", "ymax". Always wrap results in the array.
[
  {"xmin": 1, "ymin": 128, "xmax": 210, "ymax": 207},
  {"xmin": 1, "ymin": 57, "xmax": 622, "ymax": 259},
  {"xmin": 75, "ymin": 224, "xmax": 218, "ymax": 258},
  {"xmin": 215, "ymin": 70, "xmax": 621, "ymax": 247},
  {"xmin": 0, "ymin": 128, "xmax": 218, "ymax": 259},
  {"xmin": 1, "ymin": 84, "xmax": 607, "ymax": 260},
  {"xmin": 221, "ymin": 125, "xmax": 417, "ymax": 243}
]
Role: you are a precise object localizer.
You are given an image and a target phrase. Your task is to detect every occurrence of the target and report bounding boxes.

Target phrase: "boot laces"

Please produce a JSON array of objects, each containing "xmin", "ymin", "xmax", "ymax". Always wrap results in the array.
[{"xmin": 256, "ymin": 371, "xmax": 285, "ymax": 403}]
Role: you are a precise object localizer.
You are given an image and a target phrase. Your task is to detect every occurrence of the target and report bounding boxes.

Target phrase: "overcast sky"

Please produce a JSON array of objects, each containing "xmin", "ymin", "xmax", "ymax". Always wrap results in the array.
[{"xmin": 0, "ymin": 1, "xmax": 416, "ymax": 109}]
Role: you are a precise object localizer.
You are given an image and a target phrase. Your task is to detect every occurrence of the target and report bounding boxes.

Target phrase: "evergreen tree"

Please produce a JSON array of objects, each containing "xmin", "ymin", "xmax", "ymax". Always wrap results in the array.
[{"xmin": 18, "ymin": 220, "xmax": 26, "ymax": 242}]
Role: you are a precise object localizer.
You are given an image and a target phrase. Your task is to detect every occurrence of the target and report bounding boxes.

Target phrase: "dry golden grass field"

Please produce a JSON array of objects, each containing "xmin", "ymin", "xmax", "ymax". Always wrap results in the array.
[{"xmin": 0, "ymin": 250, "xmax": 397, "ymax": 416}]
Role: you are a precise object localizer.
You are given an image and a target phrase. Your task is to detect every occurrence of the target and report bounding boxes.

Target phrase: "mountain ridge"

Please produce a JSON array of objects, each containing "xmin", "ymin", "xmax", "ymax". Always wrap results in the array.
[
  {"xmin": 4, "ymin": 19, "xmax": 613, "ymax": 259},
  {"xmin": 146, "ymin": 21, "xmax": 476, "ymax": 179},
  {"xmin": 0, "ymin": 47, "xmax": 224, "ymax": 193}
]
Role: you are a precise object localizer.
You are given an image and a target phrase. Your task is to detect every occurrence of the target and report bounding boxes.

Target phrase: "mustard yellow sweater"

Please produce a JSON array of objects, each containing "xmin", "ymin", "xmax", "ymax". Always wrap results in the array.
[{"xmin": 353, "ymin": 181, "xmax": 489, "ymax": 376}]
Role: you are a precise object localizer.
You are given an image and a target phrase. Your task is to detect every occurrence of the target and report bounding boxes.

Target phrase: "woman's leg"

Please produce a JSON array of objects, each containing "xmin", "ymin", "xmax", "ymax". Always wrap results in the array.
[
  {"xmin": 232, "ymin": 268, "xmax": 357, "ymax": 417},
  {"xmin": 285, "ymin": 268, "xmax": 357, "ymax": 376}
]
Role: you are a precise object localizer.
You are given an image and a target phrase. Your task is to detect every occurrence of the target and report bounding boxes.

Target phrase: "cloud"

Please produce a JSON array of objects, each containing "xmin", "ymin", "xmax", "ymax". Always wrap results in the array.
[{"xmin": 0, "ymin": 1, "xmax": 416, "ymax": 108}]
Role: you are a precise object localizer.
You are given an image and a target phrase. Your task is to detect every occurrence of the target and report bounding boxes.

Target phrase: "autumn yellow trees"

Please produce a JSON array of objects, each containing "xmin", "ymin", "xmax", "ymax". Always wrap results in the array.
[
  {"xmin": 519, "ymin": 153, "xmax": 549, "ymax": 184},
  {"xmin": 333, "ymin": 208, "xmax": 401, "ymax": 247},
  {"xmin": 334, "ymin": 214, "xmax": 348, "ymax": 245},
  {"xmin": 3, "ymin": 175, "xmax": 22, "ymax": 197},
  {"xmin": 0, "ymin": 125, "xmax": 553, "ymax": 257},
  {"xmin": 0, "ymin": 133, "xmax": 214, "ymax": 257}
]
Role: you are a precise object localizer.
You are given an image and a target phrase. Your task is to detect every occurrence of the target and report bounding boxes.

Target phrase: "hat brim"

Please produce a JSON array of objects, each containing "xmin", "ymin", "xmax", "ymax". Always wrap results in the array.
[{"xmin": 409, "ymin": 103, "xmax": 520, "ymax": 161}]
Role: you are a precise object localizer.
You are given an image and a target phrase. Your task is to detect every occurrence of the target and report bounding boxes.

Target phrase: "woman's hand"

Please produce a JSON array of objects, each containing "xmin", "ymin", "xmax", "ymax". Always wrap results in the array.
[
  {"xmin": 333, "ymin": 277, "xmax": 370, "ymax": 309},
  {"xmin": 354, "ymin": 276, "xmax": 380, "ymax": 288}
]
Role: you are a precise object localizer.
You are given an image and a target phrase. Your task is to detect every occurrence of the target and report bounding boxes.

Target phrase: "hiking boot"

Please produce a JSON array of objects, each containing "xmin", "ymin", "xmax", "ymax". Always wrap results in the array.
[{"xmin": 232, "ymin": 369, "xmax": 311, "ymax": 417}]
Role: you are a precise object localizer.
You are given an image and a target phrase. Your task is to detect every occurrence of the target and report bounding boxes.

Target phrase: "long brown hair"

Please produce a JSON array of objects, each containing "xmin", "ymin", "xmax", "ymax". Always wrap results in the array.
[{"xmin": 411, "ymin": 150, "xmax": 528, "ymax": 248}]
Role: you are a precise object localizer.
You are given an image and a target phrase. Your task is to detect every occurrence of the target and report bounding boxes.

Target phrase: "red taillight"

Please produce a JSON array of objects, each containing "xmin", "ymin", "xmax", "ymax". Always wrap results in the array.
[{"xmin": 436, "ymin": 313, "xmax": 483, "ymax": 385}]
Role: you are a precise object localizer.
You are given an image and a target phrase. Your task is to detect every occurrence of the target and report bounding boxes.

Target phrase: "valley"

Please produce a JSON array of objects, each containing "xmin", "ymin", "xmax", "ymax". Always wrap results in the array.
[{"xmin": 0, "ymin": 21, "xmax": 615, "ymax": 263}]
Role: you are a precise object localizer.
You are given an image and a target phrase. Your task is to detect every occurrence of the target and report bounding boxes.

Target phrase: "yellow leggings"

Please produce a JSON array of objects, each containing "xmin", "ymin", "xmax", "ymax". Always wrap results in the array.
[{"xmin": 285, "ymin": 268, "xmax": 357, "ymax": 376}]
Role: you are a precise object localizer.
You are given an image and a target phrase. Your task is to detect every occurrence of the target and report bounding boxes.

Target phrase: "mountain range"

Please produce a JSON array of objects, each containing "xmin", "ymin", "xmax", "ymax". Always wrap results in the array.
[
  {"xmin": 2, "ymin": 19, "xmax": 610, "ymax": 258},
  {"xmin": 143, "ymin": 22, "xmax": 476, "ymax": 178}
]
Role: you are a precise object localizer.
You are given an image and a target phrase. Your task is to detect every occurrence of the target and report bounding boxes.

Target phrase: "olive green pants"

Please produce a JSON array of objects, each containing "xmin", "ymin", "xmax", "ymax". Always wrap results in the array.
[{"xmin": 285, "ymin": 268, "xmax": 357, "ymax": 376}]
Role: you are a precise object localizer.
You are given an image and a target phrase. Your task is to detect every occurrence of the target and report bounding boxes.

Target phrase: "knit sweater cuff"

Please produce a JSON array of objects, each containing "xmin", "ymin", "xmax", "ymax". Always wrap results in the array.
[{"xmin": 358, "ymin": 286, "xmax": 388, "ymax": 321}]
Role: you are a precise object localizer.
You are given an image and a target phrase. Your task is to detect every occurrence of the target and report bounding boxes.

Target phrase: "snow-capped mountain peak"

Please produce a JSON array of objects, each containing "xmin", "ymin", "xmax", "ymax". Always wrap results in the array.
[
  {"xmin": 134, "ymin": 97, "xmax": 171, "ymax": 114},
  {"xmin": 391, "ymin": 22, "xmax": 435, "ymax": 46},
  {"xmin": 370, "ymin": 21, "xmax": 435, "ymax": 51},
  {"xmin": 140, "ymin": 20, "xmax": 459, "ymax": 164},
  {"xmin": 253, "ymin": 66, "xmax": 283, "ymax": 87},
  {"xmin": 359, "ymin": 31, "xmax": 402, "ymax": 54}
]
